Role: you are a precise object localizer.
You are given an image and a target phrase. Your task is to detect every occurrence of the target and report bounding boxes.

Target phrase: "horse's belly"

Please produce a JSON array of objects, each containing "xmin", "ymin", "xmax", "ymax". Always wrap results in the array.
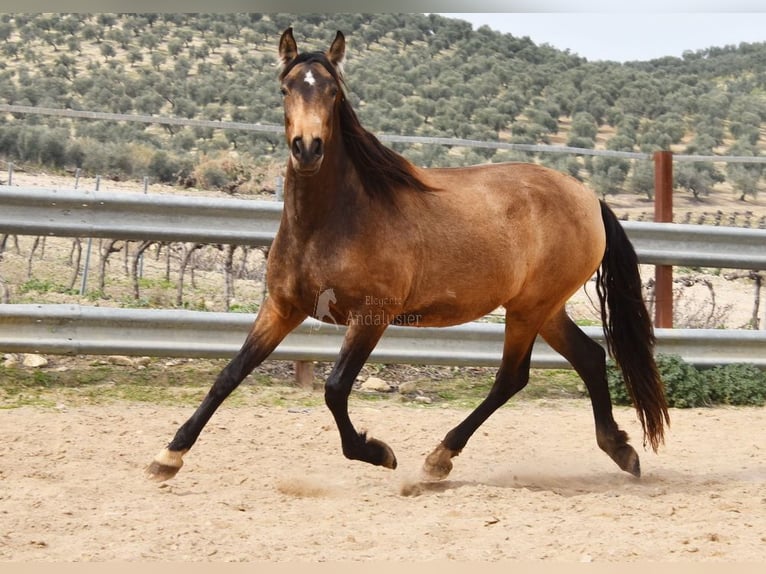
[{"xmin": 401, "ymin": 282, "xmax": 511, "ymax": 328}]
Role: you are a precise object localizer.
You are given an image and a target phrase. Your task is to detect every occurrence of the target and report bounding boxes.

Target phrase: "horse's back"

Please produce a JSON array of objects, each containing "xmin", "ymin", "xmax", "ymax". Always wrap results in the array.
[
  {"xmin": 420, "ymin": 161, "xmax": 605, "ymax": 268},
  {"xmin": 425, "ymin": 162, "xmax": 600, "ymax": 219},
  {"xmin": 397, "ymin": 162, "xmax": 606, "ymax": 323}
]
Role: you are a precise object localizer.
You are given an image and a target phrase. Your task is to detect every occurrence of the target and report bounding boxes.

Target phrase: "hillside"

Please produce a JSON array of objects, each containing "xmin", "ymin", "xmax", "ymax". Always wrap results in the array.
[{"xmin": 0, "ymin": 13, "xmax": 764, "ymax": 200}]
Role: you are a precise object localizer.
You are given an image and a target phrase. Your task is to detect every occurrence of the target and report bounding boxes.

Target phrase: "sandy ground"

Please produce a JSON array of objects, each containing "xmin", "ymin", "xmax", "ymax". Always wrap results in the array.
[{"xmin": 0, "ymin": 399, "xmax": 764, "ymax": 562}]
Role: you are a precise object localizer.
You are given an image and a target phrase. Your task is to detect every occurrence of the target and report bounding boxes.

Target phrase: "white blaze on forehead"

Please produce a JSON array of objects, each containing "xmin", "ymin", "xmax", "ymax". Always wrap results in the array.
[{"xmin": 304, "ymin": 70, "xmax": 316, "ymax": 86}]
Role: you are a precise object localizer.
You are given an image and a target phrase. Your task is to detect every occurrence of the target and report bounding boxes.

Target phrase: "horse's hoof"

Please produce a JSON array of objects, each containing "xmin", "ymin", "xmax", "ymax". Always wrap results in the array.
[
  {"xmin": 619, "ymin": 447, "xmax": 641, "ymax": 478},
  {"xmin": 146, "ymin": 461, "xmax": 181, "ymax": 481},
  {"xmin": 146, "ymin": 448, "xmax": 185, "ymax": 481},
  {"xmin": 598, "ymin": 428, "xmax": 641, "ymax": 478},
  {"xmin": 608, "ymin": 443, "xmax": 641, "ymax": 478},
  {"xmin": 366, "ymin": 437, "xmax": 398, "ymax": 469},
  {"xmin": 422, "ymin": 443, "xmax": 458, "ymax": 481}
]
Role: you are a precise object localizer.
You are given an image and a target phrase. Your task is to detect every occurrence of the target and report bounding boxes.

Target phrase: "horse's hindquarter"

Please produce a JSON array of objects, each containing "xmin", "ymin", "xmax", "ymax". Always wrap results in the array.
[{"xmin": 404, "ymin": 163, "xmax": 606, "ymax": 325}]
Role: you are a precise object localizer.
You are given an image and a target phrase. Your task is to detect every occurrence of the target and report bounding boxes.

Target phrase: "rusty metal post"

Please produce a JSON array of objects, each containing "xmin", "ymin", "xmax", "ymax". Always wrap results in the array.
[{"xmin": 653, "ymin": 151, "xmax": 674, "ymax": 328}]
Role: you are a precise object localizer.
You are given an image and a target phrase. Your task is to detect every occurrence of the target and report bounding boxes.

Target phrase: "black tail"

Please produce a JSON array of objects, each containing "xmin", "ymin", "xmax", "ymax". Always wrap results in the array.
[{"xmin": 596, "ymin": 201, "xmax": 669, "ymax": 451}]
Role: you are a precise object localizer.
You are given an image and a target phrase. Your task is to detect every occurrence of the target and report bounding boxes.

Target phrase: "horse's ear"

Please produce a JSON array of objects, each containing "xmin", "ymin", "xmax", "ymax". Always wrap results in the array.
[
  {"xmin": 279, "ymin": 27, "xmax": 298, "ymax": 67},
  {"xmin": 327, "ymin": 30, "xmax": 345, "ymax": 69}
]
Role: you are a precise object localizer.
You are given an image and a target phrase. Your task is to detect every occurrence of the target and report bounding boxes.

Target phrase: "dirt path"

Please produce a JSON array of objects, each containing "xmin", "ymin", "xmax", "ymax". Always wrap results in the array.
[{"xmin": 1, "ymin": 400, "xmax": 764, "ymax": 562}]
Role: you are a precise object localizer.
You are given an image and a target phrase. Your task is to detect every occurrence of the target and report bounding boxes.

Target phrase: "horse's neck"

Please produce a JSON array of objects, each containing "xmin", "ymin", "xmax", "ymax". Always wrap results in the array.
[{"xmin": 283, "ymin": 155, "xmax": 361, "ymax": 231}]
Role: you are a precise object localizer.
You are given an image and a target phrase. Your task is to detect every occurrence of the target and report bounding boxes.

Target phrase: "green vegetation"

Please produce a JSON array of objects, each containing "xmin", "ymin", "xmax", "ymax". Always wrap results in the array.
[
  {"xmin": 0, "ymin": 357, "xmax": 587, "ymax": 410},
  {"xmin": 705, "ymin": 363, "xmax": 766, "ymax": 406},
  {"xmin": 0, "ymin": 13, "xmax": 764, "ymax": 198},
  {"xmin": 0, "ymin": 358, "xmax": 319, "ymax": 409},
  {"xmin": 19, "ymin": 277, "xmax": 74, "ymax": 295},
  {"xmin": 2, "ymin": 353, "xmax": 762, "ymax": 411},
  {"xmin": 607, "ymin": 354, "xmax": 766, "ymax": 408}
]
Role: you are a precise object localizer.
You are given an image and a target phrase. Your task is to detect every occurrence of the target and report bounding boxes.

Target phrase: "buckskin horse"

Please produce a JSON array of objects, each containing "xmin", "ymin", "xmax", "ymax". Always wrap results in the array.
[{"xmin": 147, "ymin": 28, "xmax": 669, "ymax": 483}]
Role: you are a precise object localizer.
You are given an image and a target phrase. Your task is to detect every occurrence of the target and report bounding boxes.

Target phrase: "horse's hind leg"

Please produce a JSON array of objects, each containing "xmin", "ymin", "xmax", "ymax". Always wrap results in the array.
[
  {"xmin": 146, "ymin": 298, "xmax": 306, "ymax": 481},
  {"xmin": 540, "ymin": 309, "xmax": 640, "ymax": 477},
  {"xmin": 422, "ymin": 316, "xmax": 537, "ymax": 481}
]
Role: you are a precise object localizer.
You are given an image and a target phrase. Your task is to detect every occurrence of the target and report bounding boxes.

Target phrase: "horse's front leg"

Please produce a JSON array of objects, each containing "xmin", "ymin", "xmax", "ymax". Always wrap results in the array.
[
  {"xmin": 146, "ymin": 298, "xmax": 306, "ymax": 481},
  {"xmin": 324, "ymin": 323, "xmax": 396, "ymax": 469}
]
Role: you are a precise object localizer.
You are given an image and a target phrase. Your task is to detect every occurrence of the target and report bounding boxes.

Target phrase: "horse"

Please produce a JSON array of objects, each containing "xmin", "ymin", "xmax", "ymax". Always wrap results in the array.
[{"xmin": 147, "ymin": 28, "xmax": 669, "ymax": 483}]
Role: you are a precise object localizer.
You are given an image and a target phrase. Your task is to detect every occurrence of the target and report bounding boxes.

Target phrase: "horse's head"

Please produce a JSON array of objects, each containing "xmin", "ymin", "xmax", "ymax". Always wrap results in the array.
[{"xmin": 278, "ymin": 28, "xmax": 345, "ymax": 176}]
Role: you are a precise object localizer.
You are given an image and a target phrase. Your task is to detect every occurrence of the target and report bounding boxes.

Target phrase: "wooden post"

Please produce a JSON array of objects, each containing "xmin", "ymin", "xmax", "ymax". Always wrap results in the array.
[
  {"xmin": 653, "ymin": 151, "xmax": 674, "ymax": 328},
  {"xmin": 295, "ymin": 360, "xmax": 315, "ymax": 389}
]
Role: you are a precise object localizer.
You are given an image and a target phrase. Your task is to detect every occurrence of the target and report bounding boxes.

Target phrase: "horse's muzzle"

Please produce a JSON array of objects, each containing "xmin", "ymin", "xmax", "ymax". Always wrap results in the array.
[{"xmin": 291, "ymin": 136, "xmax": 324, "ymax": 174}]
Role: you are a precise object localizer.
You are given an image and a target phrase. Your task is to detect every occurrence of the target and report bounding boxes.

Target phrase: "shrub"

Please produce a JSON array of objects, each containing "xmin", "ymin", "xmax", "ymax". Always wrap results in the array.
[
  {"xmin": 65, "ymin": 140, "xmax": 86, "ymax": 168},
  {"xmin": 607, "ymin": 354, "xmax": 712, "ymax": 408},
  {"xmin": 0, "ymin": 124, "xmax": 21, "ymax": 157},
  {"xmin": 38, "ymin": 129, "xmax": 67, "ymax": 168},
  {"xmin": 198, "ymin": 164, "xmax": 228, "ymax": 189},
  {"xmin": 148, "ymin": 150, "xmax": 180, "ymax": 183},
  {"xmin": 703, "ymin": 364, "xmax": 766, "ymax": 406},
  {"xmin": 106, "ymin": 142, "xmax": 138, "ymax": 177},
  {"xmin": 191, "ymin": 153, "xmax": 253, "ymax": 192},
  {"xmin": 15, "ymin": 125, "xmax": 43, "ymax": 163},
  {"xmin": 608, "ymin": 355, "xmax": 766, "ymax": 408},
  {"xmin": 79, "ymin": 138, "xmax": 109, "ymax": 174},
  {"xmin": 122, "ymin": 143, "xmax": 154, "ymax": 176},
  {"xmin": 655, "ymin": 354, "xmax": 712, "ymax": 408}
]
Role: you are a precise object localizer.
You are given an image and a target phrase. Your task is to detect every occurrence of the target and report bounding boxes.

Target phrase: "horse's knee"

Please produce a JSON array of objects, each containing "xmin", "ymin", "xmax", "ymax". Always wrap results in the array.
[
  {"xmin": 492, "ymin": 371, "xmax": 528, "ymax": 403},
  {"xmin": 323, "ymin": 376, "xmax": 348, "ymax": 410},
  {"xmin": 489, "ymin": 384, "xmax": 518, "ymax": 405}
]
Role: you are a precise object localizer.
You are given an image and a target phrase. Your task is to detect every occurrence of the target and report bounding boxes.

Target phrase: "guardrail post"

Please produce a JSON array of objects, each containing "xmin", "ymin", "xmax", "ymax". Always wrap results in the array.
[
  {"xmin": 79, "ymin": 175, "xmax": 100, "ymax": 296},
  {"xmin": 653, "ymin": 150, "xmax": 674, "ymax": 328},
  {"xmin": 295, "ymin": 360, "xmax": 315, "ymax": 389}
]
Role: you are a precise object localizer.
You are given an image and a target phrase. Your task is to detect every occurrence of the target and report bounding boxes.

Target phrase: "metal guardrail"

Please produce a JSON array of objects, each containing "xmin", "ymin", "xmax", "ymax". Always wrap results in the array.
[
  {"xmin": 1, "ymin": 186, "xmax": 765, "ymax": 369},
  {"xmin": 1, "ymin": 304, "xmax": 764, "ymax": 368},
  {"xmin": 1, "ymin": 185, "xmax": 765, "ymax": 269},
  {"xmin": 0, "ymin": 186, "xmax": 281, "ymax": 246},
  {"xmin": 624, "ymin": 220, "xmax": 766, "ymax": 270}
]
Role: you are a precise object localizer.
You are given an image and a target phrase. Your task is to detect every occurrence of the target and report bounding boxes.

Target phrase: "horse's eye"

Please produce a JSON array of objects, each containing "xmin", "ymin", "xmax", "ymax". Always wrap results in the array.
[{"xmin": 280, "ymin": 87, "xmax": 288, "ymax": 97}]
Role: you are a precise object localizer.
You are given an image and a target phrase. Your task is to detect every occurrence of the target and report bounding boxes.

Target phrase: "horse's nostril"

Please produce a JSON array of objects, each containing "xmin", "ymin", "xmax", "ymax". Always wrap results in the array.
[
  {"xmin": 291, "ymin": 137, "xmax": 303, "ymax": 158},
  {"xmin": 311, "ymin": 138, "xmax": 323, "ymax": 158},
  {"xmin": 291, "ymin": 136, "xmax": 323, "ymax": 167}
]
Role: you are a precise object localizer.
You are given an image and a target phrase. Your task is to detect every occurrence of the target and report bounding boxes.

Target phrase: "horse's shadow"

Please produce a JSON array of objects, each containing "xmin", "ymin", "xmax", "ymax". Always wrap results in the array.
[{"xmin": 399, "ymin": 466, "xmax": 766, "ymax": 498}]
